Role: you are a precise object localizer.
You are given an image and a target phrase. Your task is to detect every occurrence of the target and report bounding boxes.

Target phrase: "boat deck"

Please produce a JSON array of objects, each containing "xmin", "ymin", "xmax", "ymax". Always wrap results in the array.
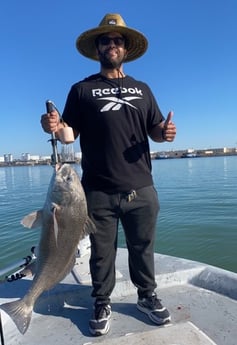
[{"xmin": 1, "ymin": 248, "xmax": 237, "ymax": 345}]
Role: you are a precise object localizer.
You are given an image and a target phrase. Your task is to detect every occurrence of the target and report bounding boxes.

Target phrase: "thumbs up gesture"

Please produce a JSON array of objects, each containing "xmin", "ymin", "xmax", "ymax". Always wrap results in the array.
[{"xmin": 162, "ymin": 111, "xmax": 176, "ymax": 142}]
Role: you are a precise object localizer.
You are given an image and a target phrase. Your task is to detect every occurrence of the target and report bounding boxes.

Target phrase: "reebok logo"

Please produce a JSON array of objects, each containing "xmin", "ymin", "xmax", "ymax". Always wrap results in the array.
[
  {"xmin": 92, "ymin": 87, "xmax": 143, "ymax": 97},
  {"xmin": 98, "ymin": 96, "xmax": 142, "ymax": 111},
  {"xmin": 92, "ymin": 87, "xmax": 143, "ymax": 111}
]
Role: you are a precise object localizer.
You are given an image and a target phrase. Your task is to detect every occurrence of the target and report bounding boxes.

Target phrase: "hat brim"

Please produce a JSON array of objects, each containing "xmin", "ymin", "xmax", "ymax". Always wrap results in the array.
[{"xmin": 76, "ymin": 25, "xmax": 148, "ymax": 62}]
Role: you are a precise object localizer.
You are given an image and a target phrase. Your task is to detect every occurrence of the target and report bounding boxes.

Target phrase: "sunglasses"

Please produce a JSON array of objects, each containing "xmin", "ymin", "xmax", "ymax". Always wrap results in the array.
[{"xmin": 98, "ymin": 36, "xmax": 125, "ymax": 46}]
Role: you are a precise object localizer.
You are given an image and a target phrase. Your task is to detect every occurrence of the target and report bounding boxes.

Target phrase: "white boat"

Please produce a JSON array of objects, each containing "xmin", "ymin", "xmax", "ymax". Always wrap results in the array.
[
  {"xmin": 155, "ymin": 152, "xmax": 169, "ymax": 159},
  {"xmin": 0, "ymin": 246, "xmax": 237, "ymax": 345}
]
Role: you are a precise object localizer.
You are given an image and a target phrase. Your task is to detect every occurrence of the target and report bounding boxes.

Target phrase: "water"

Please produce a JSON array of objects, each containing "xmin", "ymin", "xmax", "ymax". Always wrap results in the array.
[
  {"xmin": 0, "ymin": 156, "xmax": 236, "ymax": 277},
  {"xmin": 119, "ymin": 156, "xmax": 237, "ymax": 273},
  {"xmin": 0, "ymin": 165, "xmax": 51, "ymax": 274}
]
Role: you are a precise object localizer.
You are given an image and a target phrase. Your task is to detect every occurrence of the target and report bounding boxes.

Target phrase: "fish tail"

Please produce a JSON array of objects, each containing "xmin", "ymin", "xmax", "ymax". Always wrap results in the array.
[{"xmin": 0, "ymin": 299, "xmax": 33, "ymax": 334}]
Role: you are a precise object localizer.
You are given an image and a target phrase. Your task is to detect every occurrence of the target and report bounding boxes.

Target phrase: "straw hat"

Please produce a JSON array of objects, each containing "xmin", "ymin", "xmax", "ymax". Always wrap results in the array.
[{"xmin": 76, "ymin": 13, "xmax": 148, "ymax": 62}]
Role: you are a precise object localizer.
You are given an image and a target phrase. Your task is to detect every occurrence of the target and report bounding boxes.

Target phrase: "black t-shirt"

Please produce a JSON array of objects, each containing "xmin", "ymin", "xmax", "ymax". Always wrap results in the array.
[{"xmin": 62, "ymin": 74, "xmax": 164, "ymax": 193}]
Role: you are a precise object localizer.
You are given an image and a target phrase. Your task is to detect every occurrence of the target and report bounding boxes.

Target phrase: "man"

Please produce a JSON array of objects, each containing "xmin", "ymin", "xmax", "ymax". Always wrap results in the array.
[{"xmin": 41, "ymin": 13, "xmax": 176, "ymax": 336}]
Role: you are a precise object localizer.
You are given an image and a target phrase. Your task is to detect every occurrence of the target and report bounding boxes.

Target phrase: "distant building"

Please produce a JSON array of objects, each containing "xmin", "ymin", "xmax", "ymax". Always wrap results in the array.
[
  {"xmin": 21, "ymin": 153, "xmax": 30, "ymax": 161},
  {"xmin": 223, "ymin": 147, "xmax": 234, "ymax": 154},
  {"xmin": 40, "ymin": 155, "xmax": 51, "ymax": 161},
  {"xmin": 61, "ymin": 144, "xmax": 75, "ymax": 162},
  {"xmin": 30, "ymin": 155, "xmax": 40, "ymax": 161},
  {"xmin": 21, "ymin": 153, "xmax": 40, "ymax": 162},
  {"xmin": 74, "ymin": 151, "xmax": 82, "ymax": 160},
  {"xmin": 4, "ymin": 154, "xmax": 13, "ymax": 162}
]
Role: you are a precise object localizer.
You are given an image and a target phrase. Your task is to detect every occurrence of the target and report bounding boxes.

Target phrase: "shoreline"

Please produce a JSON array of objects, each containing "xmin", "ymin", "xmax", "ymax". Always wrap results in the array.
[{"xmin": 0, "ymin": 150, "xmax": 237, "ymax": 168}]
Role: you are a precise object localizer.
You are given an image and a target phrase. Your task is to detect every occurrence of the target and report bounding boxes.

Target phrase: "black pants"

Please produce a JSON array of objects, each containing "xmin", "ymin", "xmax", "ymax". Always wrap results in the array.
[{"xmin": 85, "ymin": 185, "xmax": 160, "ymax": 303}]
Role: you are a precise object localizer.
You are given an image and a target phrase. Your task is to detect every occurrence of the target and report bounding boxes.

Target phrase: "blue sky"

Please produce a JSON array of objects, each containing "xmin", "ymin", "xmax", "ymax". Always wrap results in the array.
[{"xmin": 1, "ymin": 0, "xmax": 236, "ymax": 158}]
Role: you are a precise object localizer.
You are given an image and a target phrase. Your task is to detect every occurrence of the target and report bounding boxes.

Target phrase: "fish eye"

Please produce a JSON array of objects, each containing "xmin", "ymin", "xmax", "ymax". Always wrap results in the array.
[{"xmin": 65, "ymin": 175, "xmax": 73, "ymax": 183}]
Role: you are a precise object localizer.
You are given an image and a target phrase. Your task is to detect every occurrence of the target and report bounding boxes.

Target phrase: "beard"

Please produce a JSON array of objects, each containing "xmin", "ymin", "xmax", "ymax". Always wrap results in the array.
[{"xmin": 98, "ymin": 48, "xmax": 125, "ymax": 69}]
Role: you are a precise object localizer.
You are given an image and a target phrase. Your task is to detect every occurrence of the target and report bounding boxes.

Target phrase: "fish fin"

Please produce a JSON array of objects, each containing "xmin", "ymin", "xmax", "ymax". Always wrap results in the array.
[
  {"xmin": 21, "ymin": 211, "xmax": 43, "ymax": 229},
  {"xmin": 83, "ymin": 217, "xmax": 97, "ymax": 236},
  {"xmin": 0, "ymin": 299, "xmax": 33, "ymax": 334},
  {"xmin": 52, "ymin": 207, "xmax": 59, "ymax": 245}
]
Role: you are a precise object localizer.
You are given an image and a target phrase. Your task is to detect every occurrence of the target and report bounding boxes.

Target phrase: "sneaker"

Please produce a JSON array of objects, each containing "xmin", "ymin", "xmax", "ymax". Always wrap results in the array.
[
  {"xmin": 137, "ymin": 293, "xmax": 171, "ymax": 325},
  {"xmin": 89, "ymin": 301, "xmax": 112, "ymax": 336}
]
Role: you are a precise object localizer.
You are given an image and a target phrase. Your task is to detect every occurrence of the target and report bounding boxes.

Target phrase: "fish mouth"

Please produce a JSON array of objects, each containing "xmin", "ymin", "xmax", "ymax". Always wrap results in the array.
[
  {"xmin": 52, "ymin": 163, "xmax": 75, "ymax": 195},
  {"xmin": 55, "ymin": 163, "xmax": 72, "ymax": 172},
  {"xmin": 55, "ymin": 163, "xmax": 62, "ymax": 172}
]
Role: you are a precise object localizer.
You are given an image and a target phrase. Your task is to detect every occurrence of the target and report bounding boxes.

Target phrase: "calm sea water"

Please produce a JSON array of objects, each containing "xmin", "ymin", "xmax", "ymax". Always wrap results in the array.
[{"xmin": 0, "ymin": 156, "xmax": 236, "ymax": 277}]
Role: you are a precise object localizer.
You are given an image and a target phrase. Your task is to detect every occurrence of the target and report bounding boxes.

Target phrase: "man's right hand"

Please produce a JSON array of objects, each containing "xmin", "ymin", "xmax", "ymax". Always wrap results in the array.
[{"xmin": 41, "ymin": 110, "xmax": 60, "ymax": 133}]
